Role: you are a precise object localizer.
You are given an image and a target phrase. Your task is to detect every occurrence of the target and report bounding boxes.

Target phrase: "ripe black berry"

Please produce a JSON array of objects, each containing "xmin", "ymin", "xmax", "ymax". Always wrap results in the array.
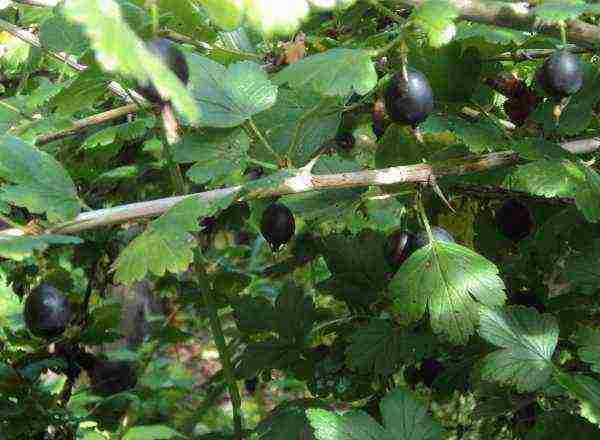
[
  {"xmin": 385, "ymin": 230, "xmax": 416, "ymax": 270},
  {"xmin": 260, "ymin": 203, "xmax": 295, "ymax": 251},
  {"xmin": 495, "ymin": 199, "xmax": 534, "ymax": 241},
  {"xmin": 384, "ymin": 68, "xmax": 434, "ymax": 126},
  {"xmin": 420, "ymin": 357, "xmax": 444, "ymax": 387},
  {"xmin": 536, "ymin": 49, "xmax": 583, "ymax": 98},
  {"xmin": 414, "ymin": 226, "xmax": 455, "ymax": 249},
  {"xmin": 23, "ymin": 284, "xmax": 71, "ymax": 339},
  {"xmin": 89, "ymin": 359, "xmax": 138, "ymax": 397},
  {"xmin": 244, "ymin": 376, "xmax": 258, "ymax": 394},
  {"xmin": 138, "ymin": 38, "xmax": 190, "ymax": 104}
]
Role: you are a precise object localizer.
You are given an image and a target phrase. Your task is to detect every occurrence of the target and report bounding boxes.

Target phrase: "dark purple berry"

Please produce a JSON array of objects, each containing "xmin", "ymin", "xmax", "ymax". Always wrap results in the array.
[
  {"xmin": 421, "ymin": 357, "xmax": 444, "ymax": 387},
  {"xmin": 24, "ymin": 284, "xmax": 71, "ymax": 339},
  {"xmin": 495, "ymin": 199, "xmax": 534, "ymax": 241},
  {"xmin": 244, "ymin": 376, "xmax": 258, "ymax": 394},
  {"xmin": 385, "ymin": 230, "xmax": 416, "ymax": 270},
  {"xmin": 260, "ymin": 203, "xmax": 295, "ymax": 251},
  {"xmin": 89, "ymin": 359, "xmax": 138, "ymax": 397},
  {"xmin": 536, "ymin": 49, "xmax": 583, "ymax": 98},
  {"xmin": 414, "ymin": 226, "xmax": 455, "ymax": 249},
  {"xmin": 138, "ymin": 38, "xmax": 190, "ymax": 104},
  {"xmin": 384, "ymin": 68, "xmax": 434, "ymax": 126}
]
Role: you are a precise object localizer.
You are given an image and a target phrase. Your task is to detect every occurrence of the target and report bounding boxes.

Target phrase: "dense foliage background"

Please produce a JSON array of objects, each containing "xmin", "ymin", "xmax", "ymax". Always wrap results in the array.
[{"xmin": 2, "ymin": 0, "xmax": 600, "ymax": 439}]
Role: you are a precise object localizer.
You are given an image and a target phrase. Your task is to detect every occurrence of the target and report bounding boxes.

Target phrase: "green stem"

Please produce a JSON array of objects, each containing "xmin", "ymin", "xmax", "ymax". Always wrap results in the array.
[
  {"xmin": 416, "ymin": 191, "xmax": 433, "ymax": 243},
  {"xmin": 150, "ymin": 2, "xmax": 159, "ymax": 36},
  {"xmin": 369, "ymin": 31, "xmax": 406, "ymax": 58},
  {"xmin": 159, "ymin": 108, "xmax": 187, "ymax": 195},
  {"xmin": 196, "ymin": 262, "xmax": 243, "ymax": 439},
  {"xmin": 367, "ymin": 0, "xmax": 405, "ymax": 24},
  {"xmin": 247, "ymin": 157, "xmax": 278, "ymax": 170},
  {"xmin": 0, "ymin": 99, "xmax": 34, "ymax": 120},
  {"xmin": 245, "ymin": 118, "xmax": 281, "ymax": 163},
  {"xmin": 0, "ymin": 214, "xmax": 24, "ymax": 230},
  {"xmin": 560, "ymin": 23, "xmax": 567, "ymax": 46}
]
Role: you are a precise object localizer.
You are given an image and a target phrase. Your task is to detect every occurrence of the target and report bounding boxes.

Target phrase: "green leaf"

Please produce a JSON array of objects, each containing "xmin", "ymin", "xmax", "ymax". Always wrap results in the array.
[
  {"xmin": 273, "ymin": 283, "xmax": 315, "ymax": 344},
  {"xmin": 307, "ymin": 408, "xmax": 389, "ymax": 440},
  {"xmin": 254, "ymin": 399, "xmax": 329, "ymax": 440},
  {"xmin": 533, "ymin": 0, "xmax": 588, "ymax": 23},
  {"xmin": 123, "ymin": 425, "xmax": 185, "ymax": 440},
  {"xmin": 380, "ymin": 387, "xmax": 443, "ymax": 440},
  {"xmin": 509, "ymin": 138, "xmax": 572, "ymax": 161},
  {"xmin": 565, "ymin": 239, "xmax": 600, "ymax": 295},
  {"xmin": 199, "ymin": 0, "xmax": 245, "ymax": 31},
  {"xmin": 50, "ymin": 65, "xmax": 112, "ymax": 115},
  {"xmin": 555, "ymin": 62, "xmax": 600, "ymax": 136},
  {"xmin": 410, "ymin": 0, "xmax": 458, "ymax": 48},
  {"xmin": 478, "ymin": 306, "xmax": 558, "ymax": 392},
  {"xmin": 455, "ymin": 23, "xmax": 529, "ymax": 46},
  {"xmin": 390, "ymin": 241, "xmax": 506, "ymax": 344},
  {"xmin": 322, "ymin": 229, "xmax": 388, "ymax": 289},
  {"xmin": 525, "ymin": 411, "xmax": 600, "ymax": 440},
  {"xmin": 236, "ymin": 339, "xmax": 299, "ymax": 378},
  {"xmin": 452, "ymin": 119, "xmax": 507, "ymax": 153},
  {"xmin": 172, "ymin": 128, "xmax": 250, "ymax": 185},
  {"xmin": 82, "ymin": 118, "xmax": 156, "ymax": 150},
  {"xmin": 281, "ymin": 155, "xmax": 363, "ymax": 220},
  {"xmin": 346, "ymin": 319, "xmax": 435, "ymax": 376},
  {"xmin": 274, "ymin": 49, "xmax": 377, "ymax": 97},
  {"xmin": 113, "ymin": 191, "xmax": 240, "ymax": 284},
  {"xmin": 39, "ymin": 14, "xmax": 88, "ymax": 57},
  {"xmin": 554, "ymin": 371, "xmax": 600, "ymax": 423},
  {"xmin": 187, "ymin": 55, "xmax": 277, "ymax": 127},
  {"xmin": 408, "ymin": 42, "xmax": 481, "ymax": 103},
  {"xmin": 0, "ymin": 235, "xmax": 82, "ymax": 261},
  {"xmin": 233, "ymin": 295, "xmax": 276, "ymax": 334},
  {"xmin": 574, "ymin": 163, "xmax": 600, "ymax": 222},
  {"xmin": 63, "ymin": 0, "xmax": 200, "ymax": 124},
  {"xmin": 576, "ymin": 327, "xmax": 600, "ymax": 374},
  {"xmin": 504, "ymin": 159, "xmax": 582, "ymax": 198},
  {"xmin": 0, "ymin": 135, "xmax": 80, "ymax": 222},
  {"xmin": 307, "ymin": 387, "xmax": 442, "ymax": 440},
  {"xmin": 254, "ymin": 88, "xmax": 343, "ymax": 166}
]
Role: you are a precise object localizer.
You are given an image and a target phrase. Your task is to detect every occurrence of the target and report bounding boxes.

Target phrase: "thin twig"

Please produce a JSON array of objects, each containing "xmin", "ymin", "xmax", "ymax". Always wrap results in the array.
[
  {"xmin": 484, "ymin": 46, "xmax": 588, "ymax": 62},
  {"xmin": 11, "ymin": 0, "xmax": 58, "ymax": 6},
  {"xmin": 25, "ymin": 151, "xmax": 521, "ymax": 235},
  {"xmin": 368, "ymin": 0, "xmax": 406, "ymax": 24},
  {"xmin": 245, "ymin": 118, "xmax": 281, "ymax": 163},
  {"xmin": 395, "ymin": 0, "xmax": 600, "ymax": 47},
  {"xmin": 35, "ymin": 104, "xmax": 141, "ymax": 145},
  {"xmin": 196, "ymin": 262, "xmax": 243, "ymax": 440},
  {"xmin": 0, "ymin": 18, "xmax": 146, "ymax": 103},
  {"xmin": 450, "ymin": 183, "xmax": 575, "ymax": 206}
]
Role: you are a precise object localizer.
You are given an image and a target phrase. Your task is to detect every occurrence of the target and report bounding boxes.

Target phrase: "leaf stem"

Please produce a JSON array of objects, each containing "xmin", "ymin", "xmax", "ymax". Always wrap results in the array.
[
  {"xmin": 369, "ymin": 31, "xmax": 406, "ymax": 59},
  {"xmin": 416, "ymin": 191, "xmax": 433, "ymax": 243},
  {"xmin": 245, "ymin": 118, "xmax": 281, "ymax": 164},
  {"xmin": 159, "ymin": 104, "xmax": 187, "ymax": 195},
  {"xmin": 367, "ymin": 0, "xmax": 406, "ymax": 24},
  {"xmin": 247, "ymin": 157, "xmax": 278, "ymax": 170},
  {"xmin": 196, "ymin": 262, "xmax": 243, "ymax": 439}
]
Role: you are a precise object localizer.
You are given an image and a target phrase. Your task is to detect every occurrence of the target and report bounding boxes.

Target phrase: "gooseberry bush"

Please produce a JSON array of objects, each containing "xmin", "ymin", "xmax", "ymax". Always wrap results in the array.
[{"xmin": 2, "ymin": 0, "xmax": 600, "ymax": 439}]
